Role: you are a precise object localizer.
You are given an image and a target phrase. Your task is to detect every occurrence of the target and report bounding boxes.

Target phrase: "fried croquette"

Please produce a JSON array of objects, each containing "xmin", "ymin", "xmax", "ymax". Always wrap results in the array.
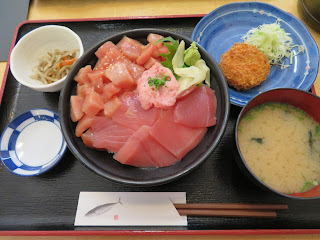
[{"xmin": 219, "ymin": 43, "xmax": 270, "ymax": 91}]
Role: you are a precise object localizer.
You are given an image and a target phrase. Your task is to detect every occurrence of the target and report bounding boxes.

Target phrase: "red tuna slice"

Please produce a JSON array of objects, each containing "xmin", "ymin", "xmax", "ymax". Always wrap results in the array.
[
  {"xmin": 81, "ymin": 128, "xmax": 95, "ymax": 148},
  {"xmin": 91, "ymin": 116, "xmax": 134, "ymax": 153},
  {"xmin": 136, "ymin": 43, "xmax": 156, "ymax": 66},
  {"xmin": 113, "ymin": 126, "xmax": 156, "ymax": 167},
  {"xmin": 105, "ymin": 62, "xmax": 135, "ymax": 89},
  {"xmin": 140, "ymin": 126, "xmax": 180, "ymax": 167},
  {"xmin": 174, "ymin": 86, "xmax": 217, "ymax": 127},
  {"xmin": 147, "ymin": 33, "xmax": 164, "ymax": 49},
  {"xmin": 95, "ymin": 41, "xmax": 119, "ymax": 59},
  {"xmin": 150, "ymin": 108, "xmax": 207, "ymax": 159},
  {"xmin": 112, "ymin": 92, "xmax": 160, "ymax": 130},
  {"xmin": 176, "ymin": 85, "xmax": 196, "ymax": 100},
  {"xmin": 75, "ymin": 114, "xmax": 94, "ymax": 137},
  {"xmin": 88, "ymin": 72, "xmax": 104, "ymax": 94},
  {"xmin": 70, "ymin": 95, "xmax": 84, "ymax": 122},
  {"xmin": 117, "ymin": 36, "xmax": 143, "ymax": 61},
  {"xmin": 114, "ymin": 125, "xmax": 179, "ymax": 167},
  {"xmin": 74, "ymin": 65, "xmax": 93, "ymax": 85},
  {"xmin": 82, "ymin": 89, "xmax": 105, "ymax": 117}
]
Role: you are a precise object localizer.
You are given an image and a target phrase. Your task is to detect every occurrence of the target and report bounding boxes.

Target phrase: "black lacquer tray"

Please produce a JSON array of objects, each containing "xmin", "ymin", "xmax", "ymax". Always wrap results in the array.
[{"xmin": 0, "ymin": 15, "xmax": 320, "ymax": 234}]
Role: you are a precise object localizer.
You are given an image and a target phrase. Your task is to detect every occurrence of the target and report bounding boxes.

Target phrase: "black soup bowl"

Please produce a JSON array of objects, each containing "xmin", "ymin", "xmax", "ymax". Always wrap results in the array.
[{"xmin": 59, "ymin": 29, "xmax": 230, "ymax": 186}]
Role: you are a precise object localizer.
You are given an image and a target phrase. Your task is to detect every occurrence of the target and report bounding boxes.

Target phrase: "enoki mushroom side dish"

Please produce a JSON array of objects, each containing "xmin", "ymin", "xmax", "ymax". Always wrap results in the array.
[{"xmin": 30, "ymin": 49, "xmax": 79, "ymax": 84}]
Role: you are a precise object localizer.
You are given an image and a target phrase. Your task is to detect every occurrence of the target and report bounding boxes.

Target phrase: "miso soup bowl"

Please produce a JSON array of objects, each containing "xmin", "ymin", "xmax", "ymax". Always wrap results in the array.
[
  {"xmin": 234, "ymin": 88, "xmax": 320, "ymax": 199},
  {"xmin": 59, "ymin": 29, "xmax": 230, "ymax": 186}
]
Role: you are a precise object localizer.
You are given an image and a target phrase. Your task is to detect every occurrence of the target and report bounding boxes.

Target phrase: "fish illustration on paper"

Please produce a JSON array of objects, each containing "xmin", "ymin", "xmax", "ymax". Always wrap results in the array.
[{"xmin": 85, "ymin": 198, "xmax": 122, "ymax": 217}]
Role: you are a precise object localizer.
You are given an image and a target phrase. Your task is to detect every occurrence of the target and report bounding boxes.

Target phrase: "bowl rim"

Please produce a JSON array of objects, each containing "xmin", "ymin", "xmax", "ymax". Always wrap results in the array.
[
  {"xmin": 235, "ymin": 87, "xmax": 320, "ymax": 199},
  {"xmin": 0, "ymin": 108, "xmax": 67, "ymax": 176},
  {"xmin": 59, "ymin": 28, "xmax": 230, "ymax": 186},
  {"xmin": 9, "ymin": 25, "xmax": 84, "ymax": 90}
]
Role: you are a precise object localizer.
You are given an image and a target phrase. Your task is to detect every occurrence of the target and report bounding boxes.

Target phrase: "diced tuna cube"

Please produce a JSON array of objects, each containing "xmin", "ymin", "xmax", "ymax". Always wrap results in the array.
[
  {"xmin": 150, "ymin": 108, "xmax": 207, "ymax": 159},
  {"xmin": 143, "ymin": 57, "xmax": 160, "ymax": 70},
  {"xmin": 81, "ymin": 128, "xmax": 95, "ymax": 148},
  {"xmin": 136, "ymin": 43, "xmax": 156, "ymax": 66},
  {"xmin": 102, "ymin": 82, "xmax": 122, "ymax": 101},
  {"xmin": 105, "ymin": 62, "xmax": 134, "ymax": 89},
  {"xmin": 126, "ymin": 62, "xmax": 145, "ymax": 82},
  {"xmin": 117, "ymin": 36, "xmax": 143, "ymax": 61},
  {"xmin": 104, "ymin": 96, "xmax": 122, "ymax": 118},
  {"xmin": 95, "ymin": 41, "xmax": 119, "ymax": 59},
  {"xmin": 158, "ymin": 44, "xmax": 169, "ymax": 55},
  {"xmin": 77, "ymin": 83, "xmax": 93, "ymax": 98},
  {"xmin": 70, "ymin": 95, "xmax": 84, "ymax": 122},
  {"xmin": 147, "ymin": 33, "xmax": 164, "ymax": 49},
  {"xmin": 75, "ymin": 114, "xmax": 94, "ymax": 137},
  {"xmin": 82, "ymin": 89, "xmax": 105, "ymax": 117},
  {"xmin": 74, "ymin": 65, "xmax": 93, "ymax": 85},
  {"xmin": 88, "ymin": 72, "xmax": 104, "ymax": 94},
  {"xmin": 174, "ymin": 86, "xmax": 217, "ymax": 127}
]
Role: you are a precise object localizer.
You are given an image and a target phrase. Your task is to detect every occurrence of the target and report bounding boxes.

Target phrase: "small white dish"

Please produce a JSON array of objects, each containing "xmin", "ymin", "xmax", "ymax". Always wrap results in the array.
[
  {"xmin": 0, "ymin": 109, "xmax": 67, "ymax": 176},
  {"xmin": 10, "ymin": 25, "xmax": 84, "ymax": 92}
]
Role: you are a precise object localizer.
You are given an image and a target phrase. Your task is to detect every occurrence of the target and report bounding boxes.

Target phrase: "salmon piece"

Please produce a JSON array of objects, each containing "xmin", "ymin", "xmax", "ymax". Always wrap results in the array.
[
  {"xmin": 136, "ymin": 43, "xmax": 156, "ymax": 66},
  {"xmin": 88, "ymin": 72, "xmax": 104, "ymax": 94},
  {"xmin": 95, "ymin": 41, "xmax": 119, "ymax": 59},
  {"xmin": 104, "ymin": 96, "xmax": 122, "ymax": 118},
  {"xmin": 112, "ymin": 92, "xmax": 161, "ymax": 130},
  {"xmin": 147, "ymin": 33, "xmax": 164, "ymax": 49},
  {"xmin": 74, "ymin": 65, "xmax": 93, "ymax": 85},
  {"xmin": 81, "ymin": 128, "xmax": 95, "ymax": 148},
  {"xmin": 174, "ymin": 86, "xmax": 217, "ymax": 127},
  {"xmin": 150, "ymin": 108, "xmax": 207, "ymax": 159},
  {"xmin": 117, "ymin": 36, "xmax": 143, "ymax": 61},
  {"xmin": 70, "ymin": 95, "xmax": 84, "ymax": 122},
  {"xmin": 103, "ymin": 82, "xmax": 122, "ymax": 100},
  {"xmin": 75, "ymin": 114, "xmax": 94, "ymax": 137},
  {"xmin": 143, "ymin": 57, "xmax": 160, "ymax": 70},
  {"xmin": 91, "ymin": 116, "xmax": 135, "ymax": 152},
  {"xmin": 82, "ymin": 89, "xmax": 105, "ymax": 117},
  {"xmin": 105, "ymin": 62, "xmax": 134, "ymax": 89}
]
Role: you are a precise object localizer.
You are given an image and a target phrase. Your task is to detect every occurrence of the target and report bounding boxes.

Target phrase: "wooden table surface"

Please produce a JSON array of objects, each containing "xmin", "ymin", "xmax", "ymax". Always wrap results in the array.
[{"xmin": 1, "ymin": 0, "xmax": 320, "ymax": 239}]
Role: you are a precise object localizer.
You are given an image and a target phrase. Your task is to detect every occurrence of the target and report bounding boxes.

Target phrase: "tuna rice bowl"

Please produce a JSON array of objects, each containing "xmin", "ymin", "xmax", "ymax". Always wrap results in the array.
[{"xmin": 59, "ymin": 29, "xmax": 229, "ymax": 185}]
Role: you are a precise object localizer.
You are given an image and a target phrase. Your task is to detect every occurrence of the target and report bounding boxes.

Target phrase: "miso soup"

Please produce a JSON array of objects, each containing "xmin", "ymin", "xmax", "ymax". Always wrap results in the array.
[{"xmin": 238, "ymin": 103, "xmax": 320, "ymax": 194}]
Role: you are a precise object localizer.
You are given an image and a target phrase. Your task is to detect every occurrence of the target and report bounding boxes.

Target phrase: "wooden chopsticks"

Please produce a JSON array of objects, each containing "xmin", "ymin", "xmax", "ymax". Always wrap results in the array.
[{"xmin": 174, "ymin": 203, "xmax": 288, "ymax": 218}]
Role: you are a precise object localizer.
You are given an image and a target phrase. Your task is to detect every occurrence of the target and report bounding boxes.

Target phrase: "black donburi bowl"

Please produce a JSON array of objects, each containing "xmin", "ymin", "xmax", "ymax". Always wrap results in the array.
[{"xmin": 59, "ymin": 29, "xmax": 230, "ymax": 186}]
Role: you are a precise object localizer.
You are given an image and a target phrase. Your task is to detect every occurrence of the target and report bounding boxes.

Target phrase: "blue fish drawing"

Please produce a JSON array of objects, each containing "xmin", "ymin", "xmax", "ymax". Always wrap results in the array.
[{"xmin": 85, "ymin": 198, "xmax": 122, "ymax": 217}]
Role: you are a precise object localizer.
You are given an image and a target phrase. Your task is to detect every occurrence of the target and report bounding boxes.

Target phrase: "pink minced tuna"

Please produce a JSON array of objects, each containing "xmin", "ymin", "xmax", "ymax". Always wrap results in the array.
[{"xmin": 137, "ymin": 62, "xmax": 178, "ymax": 110}]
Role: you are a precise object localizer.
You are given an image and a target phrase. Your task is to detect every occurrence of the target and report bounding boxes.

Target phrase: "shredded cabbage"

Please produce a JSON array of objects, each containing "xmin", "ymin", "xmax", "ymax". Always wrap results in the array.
[
  {"xmin": 172, "ymin": 40, "xmax": 210, "ymax": 94},
  {"xmin": 241, "ymin": 21, "xmax": 304, "ymax": 69}
]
